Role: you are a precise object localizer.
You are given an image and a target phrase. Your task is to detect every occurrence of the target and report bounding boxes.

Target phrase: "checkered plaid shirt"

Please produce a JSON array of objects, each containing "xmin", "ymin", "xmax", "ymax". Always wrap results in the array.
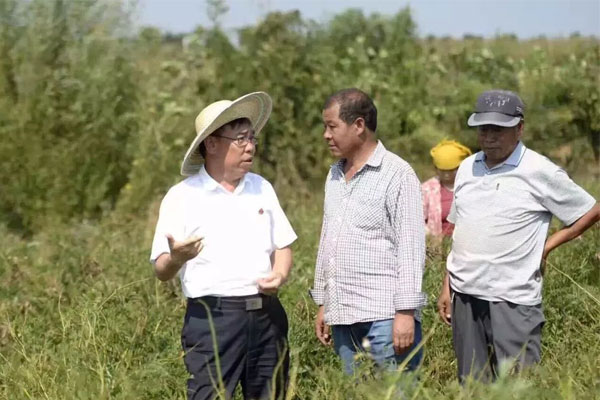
[{"xmin": 311, "ymin": 141, "xmax": 427, "ymax": 325}]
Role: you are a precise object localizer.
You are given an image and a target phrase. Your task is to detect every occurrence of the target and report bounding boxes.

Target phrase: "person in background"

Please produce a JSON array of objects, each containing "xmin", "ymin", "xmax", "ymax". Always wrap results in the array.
[{"xmin": 421, "ymin": 140, "xmax": 472, "ymax": 238}]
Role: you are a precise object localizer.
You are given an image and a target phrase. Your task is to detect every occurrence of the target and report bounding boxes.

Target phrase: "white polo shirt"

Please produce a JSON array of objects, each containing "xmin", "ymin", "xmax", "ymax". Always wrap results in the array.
[
  {"xmin": 150, "ymin": 166, "xmax": 297, "ymax": 298},
  {"xmin": 447, "ymin": 142, "xmax": 596, "ymax": 305}
]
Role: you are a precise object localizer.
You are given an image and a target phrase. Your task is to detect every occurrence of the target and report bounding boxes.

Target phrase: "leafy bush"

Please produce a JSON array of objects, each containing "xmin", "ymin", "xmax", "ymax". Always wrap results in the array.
[{"xmin": 1, "ymin": 1, "xmax": 598, "ymax": 232}]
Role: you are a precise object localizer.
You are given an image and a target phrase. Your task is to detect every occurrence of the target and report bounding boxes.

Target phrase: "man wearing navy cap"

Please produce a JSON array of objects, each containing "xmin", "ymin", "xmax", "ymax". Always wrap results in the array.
[{"xmin": 437, "ymin": 89, "xmax": 599, "ymax": 382}]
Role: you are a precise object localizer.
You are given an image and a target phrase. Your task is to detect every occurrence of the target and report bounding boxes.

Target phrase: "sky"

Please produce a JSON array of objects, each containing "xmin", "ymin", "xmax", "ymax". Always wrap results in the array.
[{"xmin": 136, "ymin": 0, "xmax": 600, "ymax": 38}]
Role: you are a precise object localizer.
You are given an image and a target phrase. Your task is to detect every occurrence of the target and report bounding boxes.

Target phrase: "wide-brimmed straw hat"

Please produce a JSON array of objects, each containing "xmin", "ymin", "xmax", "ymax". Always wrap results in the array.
[{"xmin": 180, "ymin": 92, "xmax": 272, "ymax": 176}]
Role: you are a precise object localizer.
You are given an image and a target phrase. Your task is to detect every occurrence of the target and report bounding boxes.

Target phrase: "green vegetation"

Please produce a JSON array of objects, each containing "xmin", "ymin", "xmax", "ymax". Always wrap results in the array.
[
  {"xmin": 1, "ymin": 188, "xmax": 599, "ymax": 399},
  {"xmin": 0, "ymin": 1, "xmax": 598, "ymax": 399}
]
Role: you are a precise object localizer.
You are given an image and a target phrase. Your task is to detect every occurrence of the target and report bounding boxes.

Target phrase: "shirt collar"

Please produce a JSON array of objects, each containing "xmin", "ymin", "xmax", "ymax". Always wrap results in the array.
[
  {"xmin": 333, "ymin": 140, "xmax": 385, "ymax": 173},
  {"xmin": 475, "ymin": 141, "xmax": 526, "ymax": 168},
  {"xmin": 198, "ymin": 165, "xmax": 248, "ymax": 194},
  {"xmin": 365, "ymin": 140, "xmax": 386, "ymax": 167}
]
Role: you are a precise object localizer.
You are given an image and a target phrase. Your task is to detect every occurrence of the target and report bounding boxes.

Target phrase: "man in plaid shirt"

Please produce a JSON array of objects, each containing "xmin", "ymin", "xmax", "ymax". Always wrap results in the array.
[{"xmin": 311, "ymin": 88, "xmax": 427, "ymax": 374}]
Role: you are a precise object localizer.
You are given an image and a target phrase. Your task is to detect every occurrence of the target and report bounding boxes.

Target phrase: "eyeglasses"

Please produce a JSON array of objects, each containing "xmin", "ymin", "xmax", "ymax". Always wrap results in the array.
[{"xmin": 212, "ymin": 132, "xmax": 258, "ymax": 147}]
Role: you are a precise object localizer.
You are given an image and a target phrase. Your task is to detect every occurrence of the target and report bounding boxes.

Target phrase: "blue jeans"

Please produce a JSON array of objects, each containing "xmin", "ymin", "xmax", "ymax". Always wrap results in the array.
[{"xmin": 332, "ymin": 319, "xmax": 423, "ymax": 375}]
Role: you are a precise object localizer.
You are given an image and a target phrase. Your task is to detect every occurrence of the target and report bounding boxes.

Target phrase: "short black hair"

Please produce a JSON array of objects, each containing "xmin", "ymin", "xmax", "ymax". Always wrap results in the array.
[
  {"xmin": 196, "ymin": 117, "xmax": 252, "ymax": 157},
  {"xmin": 323, "ymin": 88, "xmax": 377, "ymax": 132}
]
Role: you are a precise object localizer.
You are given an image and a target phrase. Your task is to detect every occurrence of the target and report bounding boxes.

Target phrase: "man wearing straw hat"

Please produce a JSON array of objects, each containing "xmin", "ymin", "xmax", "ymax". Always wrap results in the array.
[
  {"xmin": 437, "ymin": 89, "xmax": 600, "ymax": 382},
  {"xmin": 150, "ymin": 92, "xmax": 297, "ymax": 400}
]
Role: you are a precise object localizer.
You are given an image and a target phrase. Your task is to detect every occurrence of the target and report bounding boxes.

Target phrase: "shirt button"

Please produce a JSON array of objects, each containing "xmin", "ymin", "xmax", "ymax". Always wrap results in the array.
[{"xmin": 329, "ymin": 257, "xmax": 334, "ymax": 263}]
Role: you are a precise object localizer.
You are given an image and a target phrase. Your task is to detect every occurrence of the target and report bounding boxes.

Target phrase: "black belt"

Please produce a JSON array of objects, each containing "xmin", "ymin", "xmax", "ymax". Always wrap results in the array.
[{"xmin": 188, "ymin": 294, "xmax": 272, "ymax": 311}]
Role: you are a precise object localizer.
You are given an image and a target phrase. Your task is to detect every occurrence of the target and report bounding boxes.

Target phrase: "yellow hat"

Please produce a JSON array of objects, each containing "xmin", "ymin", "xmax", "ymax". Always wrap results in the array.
[{"xmin": 430, "ymin": 140, "xmax": 472, "ymax": 170}]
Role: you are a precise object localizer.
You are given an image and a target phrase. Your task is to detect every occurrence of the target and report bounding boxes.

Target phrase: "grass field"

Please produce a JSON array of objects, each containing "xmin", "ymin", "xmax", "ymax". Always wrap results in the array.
[
  {"xmin": 0, "ymin": 181, "xmax": 599, "ymax": 400},
  {"xmin": 1, "ymin": 1, "xmax": 599, "ymax": 398}
]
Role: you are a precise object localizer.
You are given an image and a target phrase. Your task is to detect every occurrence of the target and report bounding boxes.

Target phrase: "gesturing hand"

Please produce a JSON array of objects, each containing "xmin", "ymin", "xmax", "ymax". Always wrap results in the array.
[{"xmin": 166, "ymin": 233, "xmax": 204, "ymax": 264}]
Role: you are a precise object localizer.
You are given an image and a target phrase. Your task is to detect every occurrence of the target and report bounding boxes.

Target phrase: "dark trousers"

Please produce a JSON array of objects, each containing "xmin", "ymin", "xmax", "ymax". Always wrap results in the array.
[
  {"xmin": 182, "ymin": 294, "xmax": 289, "ymax": 400},
  {"xmin": 452, "ymin": 291, "xmax": 545, "ymax": 383}
]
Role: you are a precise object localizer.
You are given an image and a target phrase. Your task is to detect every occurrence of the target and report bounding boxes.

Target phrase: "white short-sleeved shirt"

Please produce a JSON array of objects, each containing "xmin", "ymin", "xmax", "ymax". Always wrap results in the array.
[
  {"xmin": 447, "ymin": 141, "xmax": 596, "ymax": 305},
  {"xmin": 150, "ymin": 166, "xmax": 297, "ymax": 298}
]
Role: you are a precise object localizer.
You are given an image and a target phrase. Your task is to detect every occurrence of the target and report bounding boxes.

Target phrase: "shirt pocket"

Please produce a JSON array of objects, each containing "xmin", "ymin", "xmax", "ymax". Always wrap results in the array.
[
  {"xmin": 351, "ymin": 195, "xmax": 384, "ymax": 231},
  {"xmin": 493, "ymin": 183, "xmax": 534, "ymax": 220}
]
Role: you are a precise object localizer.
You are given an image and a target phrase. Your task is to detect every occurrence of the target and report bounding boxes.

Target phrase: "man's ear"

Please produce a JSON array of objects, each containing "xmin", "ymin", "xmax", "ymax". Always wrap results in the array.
[
  {"xmin": 354, "ymin": 117, "xmax": 366, "ymax": 136},
  {"xmin": 516, "ymin": 121, "xmax": 524, "ymax": 139},
  {"xmin": 204, "ymin": 136, "xmax": 218, "ymax": 155}
]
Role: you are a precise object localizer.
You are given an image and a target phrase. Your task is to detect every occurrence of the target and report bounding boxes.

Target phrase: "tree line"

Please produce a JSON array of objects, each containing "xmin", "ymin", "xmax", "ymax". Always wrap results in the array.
[{"xmin": 0, "ymin": 0, "xmax": 598, "ymax": 233}]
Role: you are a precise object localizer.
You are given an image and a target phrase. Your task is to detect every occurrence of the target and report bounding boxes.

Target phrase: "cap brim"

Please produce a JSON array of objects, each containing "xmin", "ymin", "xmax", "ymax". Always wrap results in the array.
[{"xmin": 467, "ymin": 112, "xmax": 521, "ymax": 127}]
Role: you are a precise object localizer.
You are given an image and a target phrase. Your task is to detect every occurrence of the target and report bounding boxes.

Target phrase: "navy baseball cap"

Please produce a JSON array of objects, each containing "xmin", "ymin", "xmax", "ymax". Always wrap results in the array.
[{"xmin": 467, "ymin": 90, "xmax": 525, "ymax": 127}]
